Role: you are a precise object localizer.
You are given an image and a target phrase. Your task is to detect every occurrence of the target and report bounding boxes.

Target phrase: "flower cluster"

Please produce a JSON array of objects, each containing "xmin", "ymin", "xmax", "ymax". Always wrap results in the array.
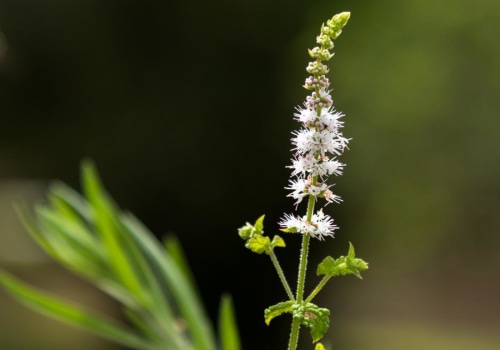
[{"xmin": 280, "ymin": 13, "xmax": 351, "ymax": 240}]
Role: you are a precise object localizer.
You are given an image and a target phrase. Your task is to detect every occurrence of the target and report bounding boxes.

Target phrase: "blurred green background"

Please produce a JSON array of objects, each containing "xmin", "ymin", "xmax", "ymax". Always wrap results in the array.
[{"xmin": 1, "ymin": 0, "xmax": 499, "ymax": 349}]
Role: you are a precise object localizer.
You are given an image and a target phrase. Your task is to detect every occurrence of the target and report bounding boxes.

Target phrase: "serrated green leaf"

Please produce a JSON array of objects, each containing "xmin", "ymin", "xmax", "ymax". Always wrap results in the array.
[
  {"xmin": 303, "ymin": 304, "xmax": 330, "ymax": 343},
  {"xmin": 254, "ymin": 215, "xmax": 265, "ymax": 233},
  {"xmin": 317, "ymin": 243, "xmax": 368, "ymax": 279},
  {"xmin": 218, "ymin": 294, "xmax": 241, "ymax": 350},
  {"xmin": 245, "ymin": 235, "xmax": 271, "ymax": 254},
  {"xmin": 271, "ymin": 235, "xmax": 286, "ymax": 248},
  {"xmin": 292, "ymin": 303, "xmax": 330, "ymax": 343},
  {"xmin": 316, "ymin": 256, "xmax": 337, "ymax": 276},
  {"xmin": 264, "ymin": 301, "xmax": 294, "ymax": 325}
]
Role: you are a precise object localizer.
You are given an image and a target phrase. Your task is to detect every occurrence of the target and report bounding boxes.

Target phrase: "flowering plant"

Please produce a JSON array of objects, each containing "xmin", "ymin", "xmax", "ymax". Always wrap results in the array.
[{"xmin": 238, "ymin": 12, "xmax": 368, "ymax": 350}]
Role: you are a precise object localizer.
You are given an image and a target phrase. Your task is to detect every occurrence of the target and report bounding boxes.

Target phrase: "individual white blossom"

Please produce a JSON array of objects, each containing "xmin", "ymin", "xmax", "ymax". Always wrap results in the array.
[{"xmin": 279, "ymin": 210, "xmax": 338, "ymax": 240}]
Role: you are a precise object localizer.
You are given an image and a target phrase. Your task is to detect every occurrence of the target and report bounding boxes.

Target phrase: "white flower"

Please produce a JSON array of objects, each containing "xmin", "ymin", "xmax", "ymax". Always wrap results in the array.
[
  {"xmin": 286, "ymin": 178, "xmax": 309, "ymax": 204},
  {"xmin": 294, "ymin": 107, "xmax": 317, "ymax": 124},
  {"xmin": 289, "ymin": 156, "xmax": 344, "ymax": 178},
  {"xmin": 319, "ymin": 109, "xmax": 344, "ymax": 131},
  {"xmin": 279, "ymin": 209, "xmax": 337, "ymax": 240}
]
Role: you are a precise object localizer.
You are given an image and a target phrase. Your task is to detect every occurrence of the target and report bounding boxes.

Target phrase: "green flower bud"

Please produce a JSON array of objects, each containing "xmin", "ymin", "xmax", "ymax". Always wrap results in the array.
[
  {"xmin": 316, "ymin": 34, "xmax": 333, "ymax": 49},
  {"xmin": 306, "ymin": 61, "xmax": 329, "ymax": 75},
  {"xmin": 327, "ymin": 12, "xmax": 351, "ymax": 40},
  {"xmin": 238, "ymin": 222, "xmax": 254, "ymax": 240},
  {"xmin": 308, "ymin": 47, "xmax": 333, "ymax": 61}
]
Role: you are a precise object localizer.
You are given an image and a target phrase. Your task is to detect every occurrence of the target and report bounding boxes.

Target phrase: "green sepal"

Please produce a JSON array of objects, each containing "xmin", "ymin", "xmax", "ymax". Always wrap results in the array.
[
  {"xmin": 279, "ymin": 227, "xmax": 297, "ymax": 233},
  {"xmin": 317, "ymin": 242, "xmax": 368, "ymax": 279},
  {"xmin": 264, "ymin": 301, "xmax": 294, "ymax": 325},
  {"xmin": 244, "ymin": 235, "xmax": 271, "ymax": 254},
  {"xmin": 271, "ymin": 235, "xmax": 285, "ymax": 249},
  {"xmin": 291, "ymin": 302, "xmax": 330, "ymax": 343}
]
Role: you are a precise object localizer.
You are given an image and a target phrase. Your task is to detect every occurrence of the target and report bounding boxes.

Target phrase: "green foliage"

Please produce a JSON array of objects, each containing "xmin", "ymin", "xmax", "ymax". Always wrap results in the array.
[
  {"xmin": 0, "ymin": 160, "xmax": 241, "ymax": 350},
  {"xmin": 264, "ymin": 301, "xmax": 294, "ymax": 325},
  {"xmin": 239, "ymin": 215, "xmax": 286, "ymax": 254},
  {"xmin": 218, "ymin": 294, "xmax": 241, "ymax": 350},
  {"xmin": 264, "ymin": 301, "xmax": 330, "ymax": 343},
  {"xmin": 292, "ymin": 303, "xmax": 330, "ymax": 343},
  {"xmin": 317, "ymin": 243, "xmax": 369, "ymax": 279}
]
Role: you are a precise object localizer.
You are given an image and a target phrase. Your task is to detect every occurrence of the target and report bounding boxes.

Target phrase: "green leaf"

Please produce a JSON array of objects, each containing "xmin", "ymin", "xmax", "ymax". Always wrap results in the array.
[
  {"xmin": 164, "ymin": 235, "xmax": 199, "ymax": 295},
  {"xmin": 245, "ymin": 235, "xmax": 271, "ymax": 254},
  {"xmin": 271, "ymin": 235, "xmax": 286, "ymax": 249},
  {"xmin": 292, "ymin": 303, "xmax": 330, "ymax": 343},
  {"xmin": 264, "ymin": 300, "xmax": 294, "ymax": 325},
  {"xmin": 122, "ymin": 213, "xmax": 217, "ymax": 350},
  {"xmin": 0, "ymin": 271, "xmax": 156, "ymax": 350},
  {"xmin": 254, "ymin": 214, "xmax": 265, "ymax": 233},
  {"xmin": 317, "ymin": 243, "xmax": 368, "ymax": 279},
  {"xmin": 81, "ymin": 160, "xmax": 145, "ymax": 300},
  {"xmin": 218, "ymin": 294, "xmax": 241, "ymax": 350}
]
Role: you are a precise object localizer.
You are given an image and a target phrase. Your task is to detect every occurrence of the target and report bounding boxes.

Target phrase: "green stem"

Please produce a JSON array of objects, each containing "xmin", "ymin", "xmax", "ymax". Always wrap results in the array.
[
  {"xmin": 304, "ymin": 275, "xmax": 331, "ymax": 304},
  {"xmin": 268, "ymin": 249, "xmax": 295, "ymax": 301},
  {"xmin": 288, "ymin": 191, "xmax": 317, "ymax": 350}
]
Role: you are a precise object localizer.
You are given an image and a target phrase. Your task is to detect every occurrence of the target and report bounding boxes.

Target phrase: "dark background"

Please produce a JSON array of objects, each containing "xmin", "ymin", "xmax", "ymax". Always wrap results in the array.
[{"xmin": 1, "ymin": 0, "xmax": 500, "ymax": 349}]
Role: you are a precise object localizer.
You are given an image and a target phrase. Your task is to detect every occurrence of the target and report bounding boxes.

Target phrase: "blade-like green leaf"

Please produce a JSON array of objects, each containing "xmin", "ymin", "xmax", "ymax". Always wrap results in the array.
[
  {"xmin": 218, "ymin": 294, "xmax": 241, "ymax": 350},
  {"xmin": 122, "ymin": 213, "xmax": 217, "ymax": 350},
  {"xmin": 0, "ymin": 271, "xmax": 156, "ymax": 350},
  {"xmin": 164, "ymin": 235, "xmax": 199, "ymax": 295},
  {"xmin": 81, "ymin": 160, "xmax": 146, "ymax": 303}
]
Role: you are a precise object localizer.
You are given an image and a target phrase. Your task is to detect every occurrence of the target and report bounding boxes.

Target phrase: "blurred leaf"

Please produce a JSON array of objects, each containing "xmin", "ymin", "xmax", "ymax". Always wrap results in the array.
[
  {"xmin": 122, "ymin": 213, "xmax": 217, "ymax": 350},
  {"xmin": 218, "ymin": 294, "xmax": 241, "ymax": 350},
  {"xmin": 81, "ymin": 159, "xmax": 145, "ymax": 301},
  {"xmin": 0, "ymin": 271, "xmax": 156, "ymax": 350},
  {"xmin": 5, "ymin": 161, "xmax": 222, "ymax": 350},
  {"xmin": 164, "ymin": 235, "xmax": 198, "ymax": 295}
]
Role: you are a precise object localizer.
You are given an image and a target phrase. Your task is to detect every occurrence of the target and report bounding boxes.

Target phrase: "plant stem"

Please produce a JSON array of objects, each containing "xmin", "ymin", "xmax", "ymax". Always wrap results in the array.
[
  {"xmin": 268, "ymin": 249, "xmax": 295, "ymax": 301},
  {"xmin": 304, "ymin": 275, "xmax": 330, "ymax": 304},
  {"xmin": 288, "ymin": 190, "xmax": 317, "ymax": 350}
]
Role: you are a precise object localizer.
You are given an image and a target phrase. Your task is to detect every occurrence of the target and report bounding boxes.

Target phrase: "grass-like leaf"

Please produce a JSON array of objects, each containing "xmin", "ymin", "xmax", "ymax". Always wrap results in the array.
[
  {"xmin": 0, "ymin": 270, "xmax": 157, "ymax": 350},
  {"xmin": 218, "ymin": 294, "xmax": 241, "ymax": 350},
  {"xmin": 0, "ymin": 160, "xmax": 239, "ymax": 350}
]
